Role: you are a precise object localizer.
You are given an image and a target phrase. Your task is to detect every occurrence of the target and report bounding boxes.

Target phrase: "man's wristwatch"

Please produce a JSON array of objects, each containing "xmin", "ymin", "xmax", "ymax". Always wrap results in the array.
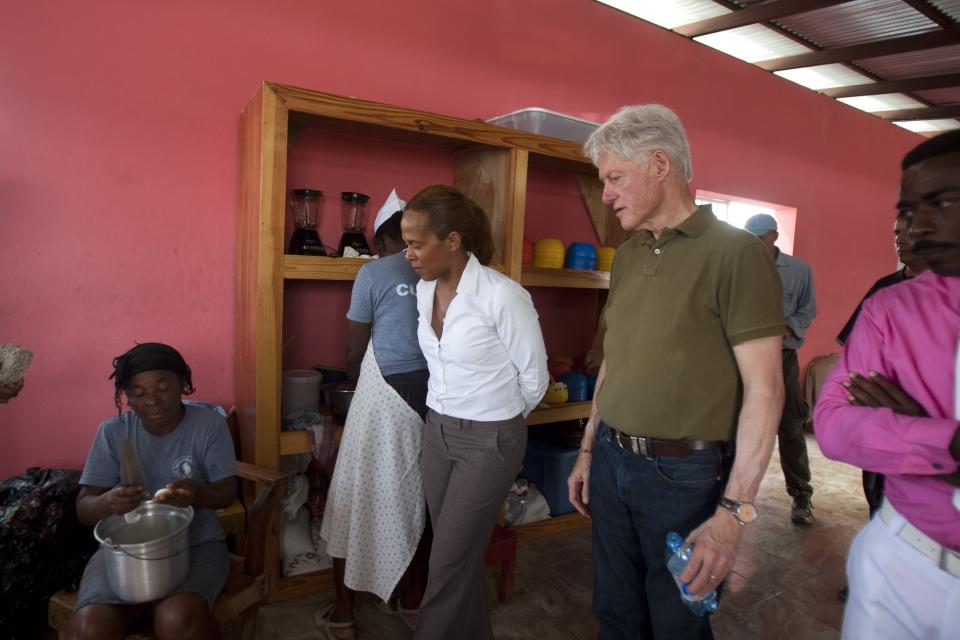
[{"xmin": 717, "ymin": 497, "xmax": 758, "ymax": 524}]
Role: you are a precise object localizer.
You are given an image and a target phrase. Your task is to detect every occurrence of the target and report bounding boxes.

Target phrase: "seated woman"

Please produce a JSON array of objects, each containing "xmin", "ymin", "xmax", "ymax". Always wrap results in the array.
[{"xmin": 69, "ymin": 342, "xmax": 237, "ymax": 640}]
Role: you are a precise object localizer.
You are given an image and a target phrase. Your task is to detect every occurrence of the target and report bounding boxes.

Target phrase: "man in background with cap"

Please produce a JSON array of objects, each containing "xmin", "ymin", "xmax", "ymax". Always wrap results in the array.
[{"xmin": 745, "ymin": 213, "xmax": 817, "ymax": 525}]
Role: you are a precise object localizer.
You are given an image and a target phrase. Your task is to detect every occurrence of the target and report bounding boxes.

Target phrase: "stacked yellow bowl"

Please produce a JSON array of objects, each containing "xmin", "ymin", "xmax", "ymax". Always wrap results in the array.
[
  {"xmin": 597, "ymin": 246, "xmax": 617, "ymax": 272},
  {"xmin": 532, "ymin": 238, "xmax": 565, "ymax": 269}
]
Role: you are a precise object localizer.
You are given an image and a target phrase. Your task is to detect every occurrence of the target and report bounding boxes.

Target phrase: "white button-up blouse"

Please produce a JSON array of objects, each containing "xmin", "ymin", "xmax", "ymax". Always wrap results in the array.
[{"xmin": 415, "ymin": 253, "xmax": 548, "ymax": 421}]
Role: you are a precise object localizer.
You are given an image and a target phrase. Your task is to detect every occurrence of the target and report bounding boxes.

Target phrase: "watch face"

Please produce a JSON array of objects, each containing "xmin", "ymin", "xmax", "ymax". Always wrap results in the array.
[{"xmin": 738, "ymin": 503, "xmax": 758, "ymax": 523}]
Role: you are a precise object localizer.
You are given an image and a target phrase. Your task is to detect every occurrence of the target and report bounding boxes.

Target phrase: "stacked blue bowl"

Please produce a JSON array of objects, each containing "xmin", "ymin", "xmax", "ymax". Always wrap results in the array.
[
  {"xmin": 558, "ymin": 371, "xmax": 589, "ymax": 402},
  {"xmin": 564, "ymin": 242, "xmax": 597, "ymax": 270},
  {"xmin": 585, "ymin": 373, "xmax": 598, "ymax": 400}
]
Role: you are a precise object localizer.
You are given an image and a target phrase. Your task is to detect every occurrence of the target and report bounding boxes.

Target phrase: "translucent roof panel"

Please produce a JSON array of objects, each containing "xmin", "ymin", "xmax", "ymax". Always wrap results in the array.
[
  {"xmin": 776, "ymin": 0, "xmax": 940, "ymax": 49},
  {"xmin": 775, "ymin": 63, "xmax": 876, "ymax": 90},
  {"xmin": 838, "ymin": 93, "xmax": 927, "ymax": 112},
  {"xmin": 694, "ymin": 24, "xmax": 813, "ymax": 63},
  {"xmin": 596, "ymin": 0, "xmax": 729, "ymax": 29},
  {"xmin": 895, "ymin": 118, "xmax": 960, "ymax": 132}
]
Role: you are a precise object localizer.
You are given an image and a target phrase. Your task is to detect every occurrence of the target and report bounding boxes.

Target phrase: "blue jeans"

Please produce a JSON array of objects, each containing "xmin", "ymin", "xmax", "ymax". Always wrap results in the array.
[{"xmin": 590, "ymin": 422, "xmax": 730, "ymax": 640}]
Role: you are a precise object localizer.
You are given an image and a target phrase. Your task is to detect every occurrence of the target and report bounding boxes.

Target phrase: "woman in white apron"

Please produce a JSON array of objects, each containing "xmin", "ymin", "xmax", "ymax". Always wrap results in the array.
[{"xmin": 316, "ymin": 209, "xmax": 431, "ymax": 639}]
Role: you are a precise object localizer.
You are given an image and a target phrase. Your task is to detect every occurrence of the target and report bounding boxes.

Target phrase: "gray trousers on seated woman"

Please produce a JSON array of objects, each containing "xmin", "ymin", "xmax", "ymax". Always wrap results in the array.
[{"xmin": 414, "ymin": 410, "xmax": 526, "ymax": 640}]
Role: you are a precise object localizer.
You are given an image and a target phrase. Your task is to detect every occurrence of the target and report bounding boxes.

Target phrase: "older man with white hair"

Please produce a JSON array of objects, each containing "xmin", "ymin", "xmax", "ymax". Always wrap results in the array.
[{"xmin": 567, "ymin": 105, "xmax": 785, "ymax": 639}]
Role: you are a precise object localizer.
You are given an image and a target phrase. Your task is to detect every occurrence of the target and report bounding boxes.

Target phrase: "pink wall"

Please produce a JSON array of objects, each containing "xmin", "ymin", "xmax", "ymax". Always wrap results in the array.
[{"xmin": 0, "ymin": 0, "xmax": 920, "ymax": 476}]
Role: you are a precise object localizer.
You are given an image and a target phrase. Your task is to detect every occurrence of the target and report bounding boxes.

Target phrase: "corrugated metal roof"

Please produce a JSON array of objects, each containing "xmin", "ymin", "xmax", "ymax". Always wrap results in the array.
[
  {"xmin": 597, "ymin": 0, "xmax": 960, "ymax": 130},
  {"xmin": 930, "ymin": 0, "xmax": 960, "ymax": 23},
  {"xmin": 857, "ymin": 43, "xmax": 960, "ymax": 79},
  {"xmin": 775, "ymin": 0, "xmax": 940, "ymax": 49}
]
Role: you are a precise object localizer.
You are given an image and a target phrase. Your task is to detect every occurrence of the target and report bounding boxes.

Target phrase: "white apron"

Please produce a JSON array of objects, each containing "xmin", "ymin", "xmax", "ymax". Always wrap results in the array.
[{"xmin": 320, "ymin": 344, "xmax": 426, "ymax": 601}]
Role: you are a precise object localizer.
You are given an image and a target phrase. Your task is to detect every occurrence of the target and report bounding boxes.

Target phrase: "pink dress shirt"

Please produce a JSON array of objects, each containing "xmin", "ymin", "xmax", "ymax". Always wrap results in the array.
[{"xmin": 814, "ymin": 271, "xmax": 960, "ymax": 548}]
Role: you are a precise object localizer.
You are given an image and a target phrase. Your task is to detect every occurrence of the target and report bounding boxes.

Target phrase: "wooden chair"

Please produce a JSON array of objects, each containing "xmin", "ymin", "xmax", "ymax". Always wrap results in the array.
[
  {"xmin": 47, "ymin": 423, "xmax": 288, "ymax": 639},
  {"xmin": 218, "ymin": 408, "xmax": 252, "ymax": 553}
]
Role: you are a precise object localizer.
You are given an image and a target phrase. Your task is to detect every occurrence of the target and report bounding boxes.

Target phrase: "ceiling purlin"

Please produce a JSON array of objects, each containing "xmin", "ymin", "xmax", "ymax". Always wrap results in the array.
[
  {"xmin": 821, "ymin": 71, "xmax": 960, "ymax": 97},
  {"xmin": 756, "ymin": 30, "xmax": 960, "ymax": 71},
  {"xmin": 876, "ymin": 104, "xmax": 960, "ymax": 119}
]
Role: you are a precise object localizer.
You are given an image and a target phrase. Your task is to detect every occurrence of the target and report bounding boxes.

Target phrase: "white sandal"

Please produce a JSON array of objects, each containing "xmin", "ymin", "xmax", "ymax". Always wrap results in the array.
[
  {"xmin": 314, "ymin": 603, "xmax": 356, "ymax": 640},
  {"xmin": 376, "ymin": 596, "xmax": 418, "ymax": 631}
]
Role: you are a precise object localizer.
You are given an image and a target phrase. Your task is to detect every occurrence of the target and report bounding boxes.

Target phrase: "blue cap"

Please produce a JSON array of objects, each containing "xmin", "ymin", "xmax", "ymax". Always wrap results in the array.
[{"xmin": 744, "ymin": 213, "xmax": 778, "ymax": 237}]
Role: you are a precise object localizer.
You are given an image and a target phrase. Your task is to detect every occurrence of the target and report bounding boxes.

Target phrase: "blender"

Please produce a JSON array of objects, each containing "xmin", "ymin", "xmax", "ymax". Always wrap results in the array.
[
  {"xmin": 288, "ymin": 189, "xmax": 326, "ymax": 255},
  {"xmin": 338, "ymin": 192, "xmax": 372, "ymax": 257}
]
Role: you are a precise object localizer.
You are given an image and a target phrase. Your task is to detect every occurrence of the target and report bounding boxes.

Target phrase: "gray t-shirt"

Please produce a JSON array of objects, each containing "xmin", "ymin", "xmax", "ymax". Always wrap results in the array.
[
  {"xmin": 79, "ymin": 404, "xmax": 237, "ymax": 546},
  {"xmin": 346, "ymin": 252, "xmax": 427, "ymax": 376}
]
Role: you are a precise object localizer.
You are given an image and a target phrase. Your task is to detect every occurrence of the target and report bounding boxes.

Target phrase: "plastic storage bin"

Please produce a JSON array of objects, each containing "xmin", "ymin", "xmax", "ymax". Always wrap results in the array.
[
  {"xmin": 282, "ymin": 370, "xmax": 323, "ymax": 415},
  {"xmin": 520, "ymin": 440, "xmax": 581, "ymax": 516},
  {"xmin": 487, "ymin": 108, "xmax": 600, "ymax": 145}
]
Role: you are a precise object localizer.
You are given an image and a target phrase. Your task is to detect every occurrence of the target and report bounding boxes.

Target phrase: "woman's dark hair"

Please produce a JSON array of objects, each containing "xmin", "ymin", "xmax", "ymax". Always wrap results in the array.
[
  {"xmin": 109, "ymin": 342, "xmax": 195, "ymax": 411},
  {"xmin": 374, "ymin": 211, "xmax": 404, "ymax": 246},
  {"xmin": 405, "ymin": 185, "xmax": 495, "ymax": 265}
]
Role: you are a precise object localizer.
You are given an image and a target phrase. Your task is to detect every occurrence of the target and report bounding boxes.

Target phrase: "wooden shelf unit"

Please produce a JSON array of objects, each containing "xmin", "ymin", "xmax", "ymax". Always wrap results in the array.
[
  {"xmin": 237, "ymin": 82, "xmax": 619, "ymax": 601},
  {"xmin": 527, "ymin": 401, "xmax": 592, "ymax": 425}
]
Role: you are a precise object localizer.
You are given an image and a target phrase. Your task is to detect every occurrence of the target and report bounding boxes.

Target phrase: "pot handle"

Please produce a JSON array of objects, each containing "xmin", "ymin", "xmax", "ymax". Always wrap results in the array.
[{"xmin": 102, "ymin": 538, "xmax": 190, "ymax": 562}]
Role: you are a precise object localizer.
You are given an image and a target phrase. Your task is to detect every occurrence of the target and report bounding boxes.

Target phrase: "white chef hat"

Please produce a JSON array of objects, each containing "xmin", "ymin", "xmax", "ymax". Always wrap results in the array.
[{"xmin": 373, "ymin": 189, "xmax": 406, "ymax": 233}]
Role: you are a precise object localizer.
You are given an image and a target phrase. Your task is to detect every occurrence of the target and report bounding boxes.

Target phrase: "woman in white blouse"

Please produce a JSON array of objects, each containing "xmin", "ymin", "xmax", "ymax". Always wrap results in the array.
[{"xmin": 401, "ymin": 185, "xmax": 548, "ymax": 640}]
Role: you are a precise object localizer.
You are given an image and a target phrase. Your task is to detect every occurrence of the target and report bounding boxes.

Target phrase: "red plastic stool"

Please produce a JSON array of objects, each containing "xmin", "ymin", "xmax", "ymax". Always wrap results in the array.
[{"xmin": 484, "ymin": 525, "xmax": 518, "ymax": 604}]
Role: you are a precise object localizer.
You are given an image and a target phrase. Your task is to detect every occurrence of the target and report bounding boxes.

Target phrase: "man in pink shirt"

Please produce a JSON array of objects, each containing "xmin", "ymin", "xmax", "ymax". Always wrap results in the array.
[{"xmin": 814, "ymin": 129, "xmax": 960, "ymax": 639}]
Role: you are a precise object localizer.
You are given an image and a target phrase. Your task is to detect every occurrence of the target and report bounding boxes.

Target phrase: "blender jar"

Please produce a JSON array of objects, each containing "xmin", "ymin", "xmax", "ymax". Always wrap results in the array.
[
  {"xmin": 340, "ymin": 192, "xmax": 370, "ymax": 232},
  {"xmin": 288, "ymin": 189, "xmax": 325, "ymax": 255}
]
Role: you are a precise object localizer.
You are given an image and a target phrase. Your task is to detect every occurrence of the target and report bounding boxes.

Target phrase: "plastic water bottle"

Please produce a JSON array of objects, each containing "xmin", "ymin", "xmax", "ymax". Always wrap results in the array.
[{"xmin": 665, "ymin": 532, "xmax": 719, "ymax": 616}]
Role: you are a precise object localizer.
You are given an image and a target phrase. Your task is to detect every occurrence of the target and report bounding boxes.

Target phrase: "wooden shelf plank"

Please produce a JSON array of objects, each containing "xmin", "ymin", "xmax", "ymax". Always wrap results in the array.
[
  {"xmin": 280, "ymin": 430, "xmax": 312, "ymax": 456},
  {"xmin": 283, "ymin": 255, "xmax": 370, "ymax": 280},
  {"xmin": 512, "ymin": 512, "xmax": 590, "ymax": 542},
  {"xmin": 520, "ymin": 267, "xmax": 610, "ymax": 289},
  {"xmin": 527, "ymin": 401, "xmax": 592, "ymax": 425}
]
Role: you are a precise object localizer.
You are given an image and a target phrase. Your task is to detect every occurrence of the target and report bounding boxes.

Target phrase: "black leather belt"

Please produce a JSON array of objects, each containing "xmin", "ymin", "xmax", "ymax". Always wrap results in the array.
[{"xmin": 607, "ymin": 425, "xmax": 729, "ymax": 458}]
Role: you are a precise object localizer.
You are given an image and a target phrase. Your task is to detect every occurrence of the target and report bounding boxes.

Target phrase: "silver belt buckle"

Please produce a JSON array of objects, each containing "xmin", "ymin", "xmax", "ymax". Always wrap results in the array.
[
  {"xmin": 637, "ymin": 437, "xmax": 649, "ymax": 457},
  {"xmin": 941, "ymin": 547, "xmax": 960, "ymax": 577},
  {"xmin": 625, "ymin": 435, "xmax": 649, "ymax": 457}
]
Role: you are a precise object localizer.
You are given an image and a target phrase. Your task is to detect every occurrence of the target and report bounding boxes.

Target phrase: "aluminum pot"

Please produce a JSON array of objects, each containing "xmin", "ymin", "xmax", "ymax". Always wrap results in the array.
[
  {"xmin": 323, "ymin": 381, "xmax": 355, "ymax": 424},
  {"xmin": 94, "ymin": 501, "xmax": 193, "ymax": 603}
]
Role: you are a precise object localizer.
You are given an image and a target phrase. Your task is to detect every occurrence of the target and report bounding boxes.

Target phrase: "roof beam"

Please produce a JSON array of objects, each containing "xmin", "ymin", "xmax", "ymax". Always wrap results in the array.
[
  {"xmin": 822, "ymin": 73, "xmax": 960, "ymax": 98},
  {"xmin": 674, "ymin": 0, "xmax": 849, "ymax": 37},
  {"xmin": 876, "ymin": 105, "xmax": 960, "ymax": 121},
  {"xmin": 757, "ymin": 30, "xmax": 960, "ymax": 71}
]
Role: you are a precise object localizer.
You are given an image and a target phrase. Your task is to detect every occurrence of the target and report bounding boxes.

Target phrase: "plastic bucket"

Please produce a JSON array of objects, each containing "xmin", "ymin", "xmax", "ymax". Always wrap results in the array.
[
  {"xmin": 94, "ymin": 502, "xmax": 194, "ymax": 603},
  {"xmin": 282, "ymin": 369, "xmax": 323, "ymax": 414}
]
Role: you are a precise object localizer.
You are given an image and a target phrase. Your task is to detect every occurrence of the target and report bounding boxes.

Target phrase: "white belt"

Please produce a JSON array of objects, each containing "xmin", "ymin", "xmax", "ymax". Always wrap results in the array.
[{"xmin": 880, "ymin": 498, "xmax": 960, "ymax": 578}]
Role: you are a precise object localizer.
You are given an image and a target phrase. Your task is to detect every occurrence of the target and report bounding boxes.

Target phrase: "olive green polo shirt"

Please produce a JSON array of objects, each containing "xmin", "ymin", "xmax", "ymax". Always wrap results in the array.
[{"xmin": 597, "ymin": 205, "xmax": 784, "ymax": 441}]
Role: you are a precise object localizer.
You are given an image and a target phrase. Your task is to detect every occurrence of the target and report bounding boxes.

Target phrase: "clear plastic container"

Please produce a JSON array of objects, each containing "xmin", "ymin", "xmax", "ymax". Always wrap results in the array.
[{"xmin": 486, "ymin": 108, "xmax": 599, "ymax": 144}]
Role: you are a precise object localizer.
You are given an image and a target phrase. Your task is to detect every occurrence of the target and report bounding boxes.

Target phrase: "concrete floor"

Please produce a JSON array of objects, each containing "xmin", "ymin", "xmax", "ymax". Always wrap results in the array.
[{"xmin": 253, "ymin": 433, "xmax": 865, "ymax": 639}]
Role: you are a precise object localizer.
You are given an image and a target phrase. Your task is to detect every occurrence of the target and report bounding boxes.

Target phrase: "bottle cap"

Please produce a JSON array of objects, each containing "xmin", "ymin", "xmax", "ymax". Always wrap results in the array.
[{"xmin": 666, "ymin": 531, "xmax": 684, "ymax": 552}]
